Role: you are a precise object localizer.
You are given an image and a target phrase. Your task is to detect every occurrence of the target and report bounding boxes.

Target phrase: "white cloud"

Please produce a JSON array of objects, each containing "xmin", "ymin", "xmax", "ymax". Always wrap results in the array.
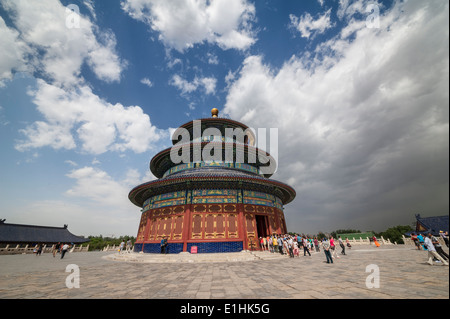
[
  {"xmin": 140, "ymin": 77, "xmax": 153, "ymax": 87},
  {"xmin": 337, "ymin": 0, "xmax": 371, "ymax": 21},
  {"xmin": 1, "ymin": 0, "xmax": 125, "ymax": 86},
  {"xmin": 65, "ymin": 165, "xmax": 155, "ymax": 209},
  {"xmin": 15, "ymin": 80, "xmax": 164, "ymax": 154},
  {"xmin": 66, "ymin": 166, "xmax": 131, "ymax": 207},
  {"xmin": 83, "ymin": 0, "xmax": 97, "ymax": 20},
  {"xmin": 289, "ymin": 8, "xmax": 333, "ymax": 39},
  {"xmin": 64, "ymin": 160, "xmax": 78, "ymax": 167},
  {"xmin": 14, "ymin": 166, "xmax": 155, "ymax": 235},
  {"xmin": 169, "ymin": 74, "xmax": 217, "ymax": 96},
  {"xmin": 121, "ymin": 0, "xmax": 257, "ymax": 52},
  {"xmin": 206, "ymin": 52, "xmax": 219, "ymax": 65},
  {"xmin": 0, "ymin": 16, "xmax": 30, "ymax": 86},
  {"xmin": 10, "ymin": 198, "xmax": 138, "ymax": 237},
  {"xmin": 225, "ymin": 0, "xmax": 449, "ymax": 232},
  {"xmin": 0, "ymin": 1, "xmax": 158, "ymax": 156}
]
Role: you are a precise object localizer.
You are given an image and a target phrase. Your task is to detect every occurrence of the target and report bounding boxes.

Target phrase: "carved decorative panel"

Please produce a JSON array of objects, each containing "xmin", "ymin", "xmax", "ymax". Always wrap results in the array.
[
  {"xmin": 208, "ymin": 204, "xmax": 221, "ymax": 212},
  {"xmin": 191, "ymin": 214, "xmax": 203, "ymax": 239},
  {"xmin": 194, "ymin": 205, "xmax": 206, "ymax": 212},
  {"xmin": 172, "ymin": 215, "xmax": 184, "ymax": 240},
  {"xmin": 204, "ymin": 214, "xmax": 215, "ymax": 239},
  {"xmin": 227, "ymin": 214, "xmax": 238, "ymax": 238},
  {"xmin": 224, "ymin": 204, "xmax": 236, "ymax": 212}
]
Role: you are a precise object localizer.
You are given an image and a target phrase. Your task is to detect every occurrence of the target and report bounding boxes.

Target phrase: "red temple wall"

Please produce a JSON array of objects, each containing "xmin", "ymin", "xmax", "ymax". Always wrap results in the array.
[{"xmin": 135, "ymin": 203, "xmax": 287, "ymax": 251}]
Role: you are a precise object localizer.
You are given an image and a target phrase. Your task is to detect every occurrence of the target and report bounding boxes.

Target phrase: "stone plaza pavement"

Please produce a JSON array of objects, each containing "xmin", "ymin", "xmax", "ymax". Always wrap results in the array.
[{"xmin": 0, "ymin": 244, "xmax": 448, "ymax": 299}]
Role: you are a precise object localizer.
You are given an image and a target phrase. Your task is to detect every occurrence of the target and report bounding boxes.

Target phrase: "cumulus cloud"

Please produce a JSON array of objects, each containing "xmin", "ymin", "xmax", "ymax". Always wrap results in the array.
[
  {"xmin": 289, "ymin": 8, "xmax": 333, "ymax": 39},
  {"xmin": 15, "ymin": 80, "xmax": 164, "ymax": 154},
  {"xmin": 65, "ymin": 166, "xmax": 155, "ymax": 208},
  {"xmin": 0, "ymin": 0, "xmax": 166, "ymax": 156},
  {"xmin": 169, "ymin": 74, "xmax": 217, "ymax": 96},
  {"xmin": 66, "ymin": 166, "xmax": 132, "ymax": 207},
  {"xmin": 0, "ymin": 16, "xmax": 30, "ymax": 86},
  {"xmin": 0, "ymin": 0, "xmax": 125, "ymax": 86},
  {"xmin": 121, "ymin": 0, "xmax": 257, "ymax": 51},
  {"xmin": 224, "ymin": 0, "xmax": 449, "ymax": 233}
]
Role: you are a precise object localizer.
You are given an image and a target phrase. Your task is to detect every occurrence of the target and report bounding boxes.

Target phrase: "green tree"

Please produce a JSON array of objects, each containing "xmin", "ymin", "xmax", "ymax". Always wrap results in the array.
[
  {"xmin": 86, "ymin": 235, "xmax": 136, "ymax": 251},
  {"xmin": 379, "ymin": 225, "xmax": 413, "ymax": 244}
]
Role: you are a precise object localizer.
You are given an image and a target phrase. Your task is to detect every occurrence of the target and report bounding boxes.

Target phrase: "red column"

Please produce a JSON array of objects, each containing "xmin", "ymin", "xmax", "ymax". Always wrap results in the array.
[
  {"xmin": 139, "ymin": 211, "xmax": 152, "ymax": 252},
  {"xmin": 273, "ymin": 209, "xmax": 280, "ymax": 234},
  {"xmin": 182, "ymin": 204, "xmax": 191, "ymax": 252},
  {"xmin": 237, "ymin": 203, "xmax": 247, "ymax": 250}
]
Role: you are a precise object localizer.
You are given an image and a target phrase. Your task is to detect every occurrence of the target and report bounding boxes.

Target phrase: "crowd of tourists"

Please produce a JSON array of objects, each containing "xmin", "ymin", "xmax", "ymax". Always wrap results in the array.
[
  {"xmin": 259, "ymin": 234, "xmax": 351, "ymax": 263},
  {"xmin": 410, "ymin": 231, "xmax": 449, "ymax": 266},
  {"xmin": 33, "ymin": 242, "xmax": 71, "ymax": 259},
  {"xmin": 257, "ymin": 231, "xmax": 449, "ymax": 266}
]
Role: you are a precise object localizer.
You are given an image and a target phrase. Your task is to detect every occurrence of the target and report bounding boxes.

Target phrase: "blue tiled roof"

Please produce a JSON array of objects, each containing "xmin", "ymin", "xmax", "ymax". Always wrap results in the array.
[
  {"xmin": 0, "ymin": 222, "xmax": 89, "ymax": 244},
  {"xmin": 412, "ymin": 214, "xmax": 449, "ymax": 235}
]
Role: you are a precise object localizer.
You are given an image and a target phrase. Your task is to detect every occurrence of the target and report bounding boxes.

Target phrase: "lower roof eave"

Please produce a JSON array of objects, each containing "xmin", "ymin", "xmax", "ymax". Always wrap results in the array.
[{"xmin": 129, "ymin": 176, "xmax": 296, "ymax": 208}]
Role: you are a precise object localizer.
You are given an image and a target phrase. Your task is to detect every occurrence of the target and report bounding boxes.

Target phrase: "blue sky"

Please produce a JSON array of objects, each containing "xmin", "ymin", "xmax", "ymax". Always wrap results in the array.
[{"xmin": 0, "ymin": 0, "xmax": 448, "ymax": 237}]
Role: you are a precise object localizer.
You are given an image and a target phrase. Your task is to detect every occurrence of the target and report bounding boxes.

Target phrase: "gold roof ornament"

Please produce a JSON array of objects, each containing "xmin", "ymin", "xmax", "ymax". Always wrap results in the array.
[{"xmin": 211, "ymin": 108, "xmax": 219, "ymax": 117}]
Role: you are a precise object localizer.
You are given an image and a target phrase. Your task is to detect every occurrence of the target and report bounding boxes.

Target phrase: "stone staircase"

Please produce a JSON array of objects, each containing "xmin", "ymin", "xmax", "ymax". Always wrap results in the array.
[{"xmin": 104, "ymin": 249, "xmax": 288, "ymax": 263}]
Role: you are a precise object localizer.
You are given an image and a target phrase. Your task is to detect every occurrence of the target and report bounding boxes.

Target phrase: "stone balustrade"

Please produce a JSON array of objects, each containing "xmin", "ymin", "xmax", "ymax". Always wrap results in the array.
[
  {"xmin": 102, "ymin": 244, "xmax": 134, "ymax": 252},
  {"xmin": 0, "ymin": 244, "xmax": 89, "ymax": 255}
]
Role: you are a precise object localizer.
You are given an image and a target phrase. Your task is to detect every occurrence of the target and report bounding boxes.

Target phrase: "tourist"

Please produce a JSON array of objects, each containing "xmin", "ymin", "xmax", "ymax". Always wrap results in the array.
[
  {"xmin": 338, "ymin": 236, "xmax": 346, "ymax": 255},
  {"xmin": 119, "ymin": 240, "xmax": 125, "ymax": 254},
  {"xmin": 322, "ymin": 238, "xmax": 333, "ymax": 264},
  {"xmin": 160, "ymin": 236, "xmax": 168, "ymax": 254},
  {"xmin": 287, "ymin": 236, "xmax": 294, "ymax": 257},
  {"xmin": 268, "ymin": 236, "xmax": 273, "ymax": 253},
  {"xmin": 53, "ymin": 242, "xmax": 60, "ymax": 257},
  {"xmin": 417, "ymin": 233, "xmax": 425, "ymax": 250},
  {"xmin": 277, "ymin": 235, "xmax": 283, "ymax": 255},
  {"xmin": 440, "ymin": 231, "xmax": 449, "ymax": 248},
  {"xmin": 424, "ymin": 233, "xmax": 448, "ymax": 266},
  {"xmin": 346, "ymin": 237, "xmax": 352, "ymax": 249},
  {"xmin": 314, "ymin": 237, "xmax": 320, "ymax": 252},
  {"xmin": 432, "ymin": 234, "xmax": 449, "ymax": 262},
  {"xmin": 126, "ymin": 239, "xmax": 132, "ymax": 253},
  {"xmin": 260, "ymin": 237, "xmax": 265, "ymax": 251},
  {"xmin": 272, "ymin": 235, "xmax": 278, "ymax": 253},
  {"xmin": 330, "ymin": 237, "xmax": 339, "ymax": 259},
  {"xmin": 285, "ymin": 236, "xmax": 291, "ymax": 255},
  {"xmin": 373, "ymin": 235, "xmax": 381, "ymax": 247},
  {"xmin": 293, "ymin": 239, "xmax": 299, "ymax": 257},
  {"xmin": 60, "ymin": 243, "xmax": 69, "ymax": 259},
  {"xmin": 35, "ymin": 244, "xmax": 42, "ymax": 256},
  {"xmin": 411, "ymin": 233, "xmax": 421, "ymax": 250},
  {"xmin": 302, "ymin": 237, "xmax": 311, "ymax": 256}
]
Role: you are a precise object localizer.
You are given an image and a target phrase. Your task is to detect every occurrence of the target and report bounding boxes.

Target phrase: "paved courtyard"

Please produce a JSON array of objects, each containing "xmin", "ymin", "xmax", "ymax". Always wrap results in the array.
[{"xmin": 0, "ymin": 244, "xmax": 448, "ymax": 301}]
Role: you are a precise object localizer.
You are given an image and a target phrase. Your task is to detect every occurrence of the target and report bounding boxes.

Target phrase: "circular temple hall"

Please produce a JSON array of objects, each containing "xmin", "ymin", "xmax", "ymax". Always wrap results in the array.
[{"xmin": 129, "ymin": 109, "xmax": 296, "ymax": 253}]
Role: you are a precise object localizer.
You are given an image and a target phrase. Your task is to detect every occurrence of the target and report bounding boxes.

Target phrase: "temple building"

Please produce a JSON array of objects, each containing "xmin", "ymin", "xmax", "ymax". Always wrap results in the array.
[
  {"xmin": 0, "ymin": 220, "xmax": 89, "ymax": 247},
  {"xmin": 412, "ymin": 214, "xmax": 449, "ymax": 235},
  {"xmin": 128, "ymin": 108, "xmax": 296, "ymax": 253}
]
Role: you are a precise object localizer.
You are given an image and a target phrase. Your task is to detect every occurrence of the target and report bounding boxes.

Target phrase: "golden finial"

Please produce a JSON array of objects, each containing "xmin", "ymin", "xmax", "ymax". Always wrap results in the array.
[{"xmin": 211, "ymin": 108, "xmax": 219, "ymax": 117}]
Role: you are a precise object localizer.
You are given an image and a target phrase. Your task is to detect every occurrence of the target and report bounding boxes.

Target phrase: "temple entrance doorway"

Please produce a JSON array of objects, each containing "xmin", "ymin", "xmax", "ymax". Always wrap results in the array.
[{"xmin": 255, "ymin": 215, "xmax": 269, "ymax": 240}]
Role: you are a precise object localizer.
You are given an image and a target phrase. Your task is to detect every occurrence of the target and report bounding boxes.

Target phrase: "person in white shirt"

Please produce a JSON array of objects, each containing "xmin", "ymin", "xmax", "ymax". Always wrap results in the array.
[
  {"xmin": 60, "ymin": 243, "xmax": 70, "ymax": 259},
  {"xmin": 424, "ymin": 233, "xmax": 448, "ymax": 266},
  {"xmin": 287, "ymin": 237, "xmax": 294, "ymax": 258}
]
